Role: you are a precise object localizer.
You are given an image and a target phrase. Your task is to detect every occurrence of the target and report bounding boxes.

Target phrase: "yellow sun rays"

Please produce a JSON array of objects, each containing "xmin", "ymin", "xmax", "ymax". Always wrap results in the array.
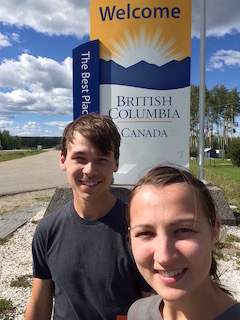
[{"xmin": 99, "ymin": 25, "xmax": 185, "ymax": 68}]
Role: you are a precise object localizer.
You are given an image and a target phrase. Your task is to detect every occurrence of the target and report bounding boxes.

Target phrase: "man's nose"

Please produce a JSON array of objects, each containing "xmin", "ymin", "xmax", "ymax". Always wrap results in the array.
[{"xmin": 82, "ymin": 161, "xmax": 95, "ymax": 174}]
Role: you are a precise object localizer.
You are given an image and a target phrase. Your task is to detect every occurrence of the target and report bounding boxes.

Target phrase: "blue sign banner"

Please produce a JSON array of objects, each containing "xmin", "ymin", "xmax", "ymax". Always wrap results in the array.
[{"xmin": 73, "ymin": 40, "xmax": 100, "ymax": 119}]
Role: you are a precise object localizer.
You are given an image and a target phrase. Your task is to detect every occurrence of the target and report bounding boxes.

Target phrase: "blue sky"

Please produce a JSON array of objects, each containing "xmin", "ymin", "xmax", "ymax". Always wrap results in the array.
[{"xmin": 0, "ymin": 0, "xmax": 240, "ymax": 137}]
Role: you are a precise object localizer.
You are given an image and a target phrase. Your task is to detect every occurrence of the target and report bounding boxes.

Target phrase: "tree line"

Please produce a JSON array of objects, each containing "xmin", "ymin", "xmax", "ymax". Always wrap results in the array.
[
  {"xmin": 190, "ymin": 84, "xmax": 240, "ymax": 151},
  {"xmin": 0, "ymin": 131, "xmax": 61, "ymax": 150}
]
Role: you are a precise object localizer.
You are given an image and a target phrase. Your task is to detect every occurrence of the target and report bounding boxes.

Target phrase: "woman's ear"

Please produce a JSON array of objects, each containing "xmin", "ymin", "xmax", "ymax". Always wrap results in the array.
[
  {"xmin": 212, "ymin": 217, "xmax": 221, "ymax": 247},
  {"xmin": 59, "ymin": 152, "xmax": 67, "ymax": 171}
]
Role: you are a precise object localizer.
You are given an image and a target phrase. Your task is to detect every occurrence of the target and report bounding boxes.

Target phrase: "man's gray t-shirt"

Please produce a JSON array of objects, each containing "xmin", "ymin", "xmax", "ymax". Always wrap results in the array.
[{"xmin": 32, "ymin": 199, "xmax": 149, "ymax": 319}]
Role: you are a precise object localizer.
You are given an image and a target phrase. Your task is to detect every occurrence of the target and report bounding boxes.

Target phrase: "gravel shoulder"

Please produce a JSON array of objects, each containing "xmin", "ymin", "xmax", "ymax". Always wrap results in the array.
[{"xmin": 0, "ymin": 189, "xmax": 56, "ymax": 215}]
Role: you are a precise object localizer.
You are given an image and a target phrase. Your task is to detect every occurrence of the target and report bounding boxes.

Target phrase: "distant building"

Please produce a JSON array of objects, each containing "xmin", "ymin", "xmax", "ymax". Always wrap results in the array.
[
  {"xmin": 216, "ymin": 149, "xmax": 225, "ymax": 159},
  {"xmin": 204, "ymin": 148, "xmax": 217, "ymax": 158}
]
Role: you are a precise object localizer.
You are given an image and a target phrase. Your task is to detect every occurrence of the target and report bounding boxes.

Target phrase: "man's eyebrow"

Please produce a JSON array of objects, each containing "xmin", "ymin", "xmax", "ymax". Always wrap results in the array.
[
  {"xmin": 96, "ymin": 152, "xmax": 114, "ymax": 157},
  {"xmin": 71, "ymin": 150, "xmax": 87, "ymax": 156}
]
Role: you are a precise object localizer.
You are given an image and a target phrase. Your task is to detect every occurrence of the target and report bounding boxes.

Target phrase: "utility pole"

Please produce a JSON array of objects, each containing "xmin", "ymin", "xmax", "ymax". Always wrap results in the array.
[{"xmin": 198, "ymin": 0, "xmax": 208, "ymax": 183}]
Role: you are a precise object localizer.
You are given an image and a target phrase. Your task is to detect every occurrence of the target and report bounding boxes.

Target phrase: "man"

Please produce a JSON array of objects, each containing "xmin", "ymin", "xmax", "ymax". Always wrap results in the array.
[{"xmin": 25, "ymin": 113, "xmax": 151, "ymax": 320}]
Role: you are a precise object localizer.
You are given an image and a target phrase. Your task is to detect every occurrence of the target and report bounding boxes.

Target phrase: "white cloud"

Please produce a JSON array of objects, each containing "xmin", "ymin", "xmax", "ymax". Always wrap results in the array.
[
  {"xmin": 0, "ymin": 33, "xmax": 11, "ymax": 48},
  {"xmin": 0, "ymin": 119, "xmax": 69, "ymax": 137},
  {"xmin": 0, "ymin": 0, "xmax": 90, "ymax": 38},
  {"xmin": 0, "ymin": 119, "xmax": 15, "ymax": 129},
  {"xmin": 0, "ymin": 54, "xmax": 73, "ymax": 118},
  {"xmin": 44, "ymin": 120, "xmax": 71, "ymax": 136},
  {"xmin": 191, "ymin": 0, "xmax": 240, "ymax": 38},
  {"xmin": 11, "ymin": 32, "xmax": 21, "ymax": 42},
  {"xmin": 21, "ymin": 121, "xmax": 41, "ymax": 135},
  {"xmin": 207, "ymin": 50, "xmax": 240, "ymax": 71},
  {"xmin": 45, "ymin": 120, "xmax": 70, "ymax": 129},
  {"xmin": 0, "ymin": 54, "xmax": 72, "ymax": 90}
]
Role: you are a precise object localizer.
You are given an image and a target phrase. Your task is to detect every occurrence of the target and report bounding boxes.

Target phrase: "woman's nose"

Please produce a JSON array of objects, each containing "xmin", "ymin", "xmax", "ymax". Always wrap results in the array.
[{"xmin": 153, "ymin": 236, "xmax": 178, "ymax": 266}]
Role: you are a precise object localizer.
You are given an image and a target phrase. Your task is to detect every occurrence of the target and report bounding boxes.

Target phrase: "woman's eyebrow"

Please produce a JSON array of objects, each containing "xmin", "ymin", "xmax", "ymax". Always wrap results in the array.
[
  {"xmin": 129, "ymin": 224, "xmax": 153, "ymax": 230},
  {"xmin": 170, "ymin": 219, "xmax": 200, "ymax": 225},
  {"xmin": 130, "ymin": 220, "xmax": 200, "ymax": 230}
]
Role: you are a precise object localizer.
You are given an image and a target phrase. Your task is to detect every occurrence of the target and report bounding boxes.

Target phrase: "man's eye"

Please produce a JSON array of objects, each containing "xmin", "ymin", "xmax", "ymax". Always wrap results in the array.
[
  {"xmin": 177, "ymin": 228, "xmax": 193, "ymax": 233},
  {"xmin": 98, "ymin": 158, "xmax": 108, "ymax": 162},
  {"xmin": 75, "ymin": 157, "xmax": 86, "ymax": 163}
]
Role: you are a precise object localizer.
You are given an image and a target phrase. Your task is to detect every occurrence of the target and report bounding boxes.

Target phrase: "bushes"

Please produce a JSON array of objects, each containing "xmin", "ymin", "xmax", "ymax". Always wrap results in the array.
[
  {"xmin": 190, "ymin": 147, "xmax": 198, "ymax": 158},
  {"xmin": 228, "ymin": 138, "xmax": 240, "ymax": 167}
]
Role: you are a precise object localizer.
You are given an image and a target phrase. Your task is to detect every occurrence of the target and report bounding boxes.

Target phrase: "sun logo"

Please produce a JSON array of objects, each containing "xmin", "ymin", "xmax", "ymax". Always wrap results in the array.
[{"xmin": 99, "ymin": 25, "xmax": 185, "ymax": 68}]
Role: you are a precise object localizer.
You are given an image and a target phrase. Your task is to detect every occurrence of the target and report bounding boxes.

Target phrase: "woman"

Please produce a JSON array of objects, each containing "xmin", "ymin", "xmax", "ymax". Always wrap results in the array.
[{"xmin": 127, "ymin": 165, "xmax": 240, "ymax": 319}]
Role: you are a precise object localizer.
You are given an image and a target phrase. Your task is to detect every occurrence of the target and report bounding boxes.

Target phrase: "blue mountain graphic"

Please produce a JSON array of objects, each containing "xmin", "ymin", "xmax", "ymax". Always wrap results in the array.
[{"xmin": 99, "ymin": 57, "xmax": 190, "ymax": 90}]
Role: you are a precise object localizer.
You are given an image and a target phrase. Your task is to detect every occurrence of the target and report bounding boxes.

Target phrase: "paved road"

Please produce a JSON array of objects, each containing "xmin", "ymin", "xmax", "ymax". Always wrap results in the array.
[{"xmin": 0, "ymin": 149, "xmax": 69, "ymax": 196}]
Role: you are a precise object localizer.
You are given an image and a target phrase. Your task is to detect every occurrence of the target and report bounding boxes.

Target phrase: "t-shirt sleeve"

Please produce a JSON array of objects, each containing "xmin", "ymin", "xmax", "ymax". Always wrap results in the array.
[
  {"xmin": 32, "ymin": 221, "xmax": 52, "ymax": 279},
  {"xmin": 127, "ymin": 300, "xmax": 139, "ymax": 319},
  {"xmin": 128, "ymin": 296, "xmax": 162, "ymax": 320},
  {"xmin": 127, "ymin": 298, "xmax": 150, "ymax": 319}
]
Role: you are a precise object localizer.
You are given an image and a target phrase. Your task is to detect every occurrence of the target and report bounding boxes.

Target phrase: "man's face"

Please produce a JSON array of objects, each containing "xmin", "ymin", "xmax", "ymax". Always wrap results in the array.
[{"xmin": 60, "ymin": 132, "xmax": 119, "ymax": 204}]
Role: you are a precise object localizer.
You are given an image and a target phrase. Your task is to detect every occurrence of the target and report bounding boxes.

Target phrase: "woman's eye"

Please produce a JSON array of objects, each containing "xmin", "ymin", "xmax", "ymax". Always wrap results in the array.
[
  {"xmin": 175, "ymin": 228, "xmax": 196, "ymax": 238},
  {"xmin": 136, "ymin": 231, "xmax": 155, "ymax": 238}
]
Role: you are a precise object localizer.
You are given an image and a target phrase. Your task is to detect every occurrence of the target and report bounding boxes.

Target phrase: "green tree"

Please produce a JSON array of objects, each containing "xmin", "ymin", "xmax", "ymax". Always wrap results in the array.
[
  {"xmin": 210, "ymin": 85, "xmax": 229, "ymax": 149},
  {"xmin": 228, "ymin": 138, "xmax": 240, "ymax": 167},
  {"xmin": 0, "ymin": 130, "xmax": 22, "ymax": 149},
  {"xmin": 190, "ymin": 85, "xmax": 199, "ymax": 148},
  {"xmin": 190, "ymin": 85, "xmax": 240, "ymax": 152}
]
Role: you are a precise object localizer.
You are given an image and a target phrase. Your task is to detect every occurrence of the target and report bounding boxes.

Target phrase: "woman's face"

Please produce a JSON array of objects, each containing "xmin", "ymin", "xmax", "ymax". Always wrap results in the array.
[{"xmin": 129, "ymin": 183, "xmax": 220, "ymax": 303}]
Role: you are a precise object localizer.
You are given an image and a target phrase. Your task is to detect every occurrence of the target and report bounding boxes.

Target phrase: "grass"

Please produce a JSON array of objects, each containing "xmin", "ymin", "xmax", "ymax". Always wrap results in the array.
[
  {"xmin": 190, "ymin": 158, "xmax": 240, "ymax": 211},
  {"xmin": 0, "ymin": 232, "xmax": 15, "ymax": 244},
  {"xmin": 0, "ymin": 299, "xmax": 15, "ymax": 318},
  {"xmin": 214, "ymin": 231, "xmax": 240, "ymax": 262},
  {"xmin": 225, "ymin": 234, "xmax": 240, "ymax": 243},
  {"xmin": 10, "ymin": 275, "xmax": 32, "ymax": 288},
  {"xmin": 0, "ymin": 150, "xmax": 44, "ymax": 162},
  {"xmin": 36, "ymin": 196, "xmax": 52, "ymax": 203},
  {"xmin": 0, "ymin": 205, "xmax": 21, "ymax": 216}
]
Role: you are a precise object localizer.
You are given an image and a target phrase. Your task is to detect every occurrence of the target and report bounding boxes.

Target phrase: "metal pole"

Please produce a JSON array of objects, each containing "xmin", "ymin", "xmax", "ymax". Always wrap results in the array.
[{"xmin": 198, "ymin": 0, "xmax": 207, "ymax": 182}]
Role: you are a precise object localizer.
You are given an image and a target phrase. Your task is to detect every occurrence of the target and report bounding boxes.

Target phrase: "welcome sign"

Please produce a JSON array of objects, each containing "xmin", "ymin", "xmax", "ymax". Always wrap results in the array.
[{"xmin": 73, "ymin": 0, "xmax": 191, "ymax": 184}]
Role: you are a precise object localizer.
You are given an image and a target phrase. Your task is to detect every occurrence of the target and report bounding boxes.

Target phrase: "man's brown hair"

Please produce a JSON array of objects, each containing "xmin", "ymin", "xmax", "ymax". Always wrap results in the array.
[{"xmin": 61, "ymin": 113, "xmax": 121, "ymax": 159}]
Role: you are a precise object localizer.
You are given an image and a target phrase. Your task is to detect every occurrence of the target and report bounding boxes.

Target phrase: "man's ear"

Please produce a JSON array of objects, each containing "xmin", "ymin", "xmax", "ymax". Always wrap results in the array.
[
  {"xmin": 114, "ymin": 159, "xmax": 119, "ymax": 172},
  {"xmin": 59, "ymin": 152, "xmax": 67, "ymax": 171}
]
